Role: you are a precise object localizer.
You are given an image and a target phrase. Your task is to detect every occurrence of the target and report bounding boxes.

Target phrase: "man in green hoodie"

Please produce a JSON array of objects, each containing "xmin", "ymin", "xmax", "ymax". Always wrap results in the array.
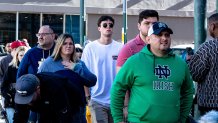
[{"xmin": 110, "ymin": 22, "xmax": 194, "ymax": 123}]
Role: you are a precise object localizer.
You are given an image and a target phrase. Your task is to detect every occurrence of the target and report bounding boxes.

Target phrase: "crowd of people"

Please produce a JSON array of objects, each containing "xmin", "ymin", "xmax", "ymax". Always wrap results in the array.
[{"xmin": 0, "ymin": 9, "xmax": 217, "ymax": 123}]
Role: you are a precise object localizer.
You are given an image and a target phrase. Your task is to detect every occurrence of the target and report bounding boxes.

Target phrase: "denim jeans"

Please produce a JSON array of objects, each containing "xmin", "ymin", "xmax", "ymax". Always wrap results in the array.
[
  {"xmin": 5, "ymin": 107, "xmax": 15, "ymax": 123},
  {"xmin": 28, "ymin": 111, "xmax": 38, "ymax": 123}
]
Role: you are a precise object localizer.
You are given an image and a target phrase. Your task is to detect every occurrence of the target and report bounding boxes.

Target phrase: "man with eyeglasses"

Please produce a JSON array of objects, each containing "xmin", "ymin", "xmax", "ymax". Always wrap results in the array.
[
  {"xmin": 81, "ymin": 15, "xmax": 123, "ymax": 123},
  {"xmin": 16, "ymin": 25, "xmax": 55, "ymax": 123},
  {"xmin": 17, "ymin": 25, "xmax": 55, "ymax": 78},
  {"xmin": 75, "ymin": 44, "xmax": 83, "ymax": 59}
]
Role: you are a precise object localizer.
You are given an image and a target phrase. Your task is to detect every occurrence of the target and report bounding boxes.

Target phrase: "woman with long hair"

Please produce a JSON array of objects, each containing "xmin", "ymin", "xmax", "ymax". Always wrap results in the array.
[
  {"xmin": 1, "ymin": 45, "xmax": 28, "ymax": 123},
  {"xmin": 38, "ymin": 33, "xmax": 96, "ymax": 123}
]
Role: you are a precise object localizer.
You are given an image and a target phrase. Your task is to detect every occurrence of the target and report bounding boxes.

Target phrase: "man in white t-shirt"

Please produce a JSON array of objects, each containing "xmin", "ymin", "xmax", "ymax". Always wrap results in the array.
[{"xmin": 81, "ymin": 15, "xmax": 123, "ymax": 123}]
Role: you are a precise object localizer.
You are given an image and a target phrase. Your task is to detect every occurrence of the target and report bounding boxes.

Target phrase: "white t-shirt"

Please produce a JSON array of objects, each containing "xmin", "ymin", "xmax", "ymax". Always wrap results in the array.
[{"xmin": 81, "ymin": 40, "xmax": 123, "ymax": 106}]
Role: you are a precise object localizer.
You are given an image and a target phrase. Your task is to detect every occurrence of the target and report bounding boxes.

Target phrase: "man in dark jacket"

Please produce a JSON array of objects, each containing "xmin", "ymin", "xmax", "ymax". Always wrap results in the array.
[
  {"xmin": 16, "ymin": 25, "xmax": 55, "ymax": 123},
  {"xmin": 13, "ymin": 72, "xmax": 85, "ymax": 123},
  {"xmin": 17, "ymin": 25, "xmax": 55, "ymax": 78}
]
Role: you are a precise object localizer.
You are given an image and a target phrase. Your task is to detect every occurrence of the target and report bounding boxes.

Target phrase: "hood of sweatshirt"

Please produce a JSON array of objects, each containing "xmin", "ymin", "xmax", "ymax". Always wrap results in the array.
[
  {"xmin": 140, "ymin": 44, "xmax": 175, "ymax": 57},
  {"xmin": 140, "ymin": 44, "xmax": 175, "ymax": 73}
]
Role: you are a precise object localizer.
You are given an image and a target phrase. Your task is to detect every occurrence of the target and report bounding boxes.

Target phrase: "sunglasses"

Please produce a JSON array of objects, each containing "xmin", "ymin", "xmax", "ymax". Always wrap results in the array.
[
  {"xmin": 102, "ymin": 23, "xmax": 114, "ymax": 28},
  {"xmin": 76, "ymin": 48, "xmax": 83, "ymax": 53}
]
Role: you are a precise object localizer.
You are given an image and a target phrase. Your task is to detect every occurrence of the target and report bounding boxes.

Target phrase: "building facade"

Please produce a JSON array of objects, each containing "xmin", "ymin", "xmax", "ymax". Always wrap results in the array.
[{"xmin": 0, "ymin": 0, "xmax": 216, "ymax": 46}]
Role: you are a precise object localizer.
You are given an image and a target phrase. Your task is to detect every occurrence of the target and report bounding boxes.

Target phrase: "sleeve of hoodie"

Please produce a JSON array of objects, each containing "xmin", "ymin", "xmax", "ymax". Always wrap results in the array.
[
  {"xmin": 110, "ymin": 59, "xmax": 134, "ymax": 123},
  {"xmin": 188, "ymin": 42, "xmax": 210, "ymax": 82},
  {"xmin": 180, "ymin": 64, "xmax": 194, "ymax": 123},
  {"xmin": 73, "ymin": 60, "xmax": 97, "ymax": 87}
]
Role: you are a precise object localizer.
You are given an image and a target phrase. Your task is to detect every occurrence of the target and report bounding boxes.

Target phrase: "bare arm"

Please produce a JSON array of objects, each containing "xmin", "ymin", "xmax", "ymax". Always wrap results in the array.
[{"xmin": 84, "ymin": 86, "xmax": 91, "ymax": 102}]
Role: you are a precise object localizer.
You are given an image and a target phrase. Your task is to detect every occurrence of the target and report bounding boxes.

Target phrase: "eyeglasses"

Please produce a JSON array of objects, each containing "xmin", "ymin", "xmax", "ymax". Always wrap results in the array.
[
  {"xmin": 36, "ymin": 33, "xmax": 53, "ymax": 37},
  {"xmin": 76, "ymin": 48, "xmax": 83, "ymax": 53},
  {"xmin": 102, "ymin": 23, "xmax": 114, "ymax": 28}
]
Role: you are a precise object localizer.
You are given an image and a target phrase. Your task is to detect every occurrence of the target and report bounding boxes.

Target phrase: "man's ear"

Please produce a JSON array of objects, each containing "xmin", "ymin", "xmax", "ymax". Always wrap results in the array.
[
  {"xmin": 137, "ymin": 23, "xmax": 140, "ymax": 31},
  {"xmin": 210, "ymin": 23, "xmax": 216, "ymax": 31},
  {"xmin": 36, "ymin": 86, "xmax": 40, "ymax": 93},
  {"xmin": 98, "ymin": 26, "xmax": 101, "ymax": 31}
]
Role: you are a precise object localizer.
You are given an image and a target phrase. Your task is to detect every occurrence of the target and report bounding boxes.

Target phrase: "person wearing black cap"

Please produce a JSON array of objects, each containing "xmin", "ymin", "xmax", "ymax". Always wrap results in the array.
[
  {"xmin": 13, "ymin": 73, "xmax": 86, "ymax": 123},
  {"xmin": 111, "ymin": 22, "xmax": 194, "ymax": 123}
]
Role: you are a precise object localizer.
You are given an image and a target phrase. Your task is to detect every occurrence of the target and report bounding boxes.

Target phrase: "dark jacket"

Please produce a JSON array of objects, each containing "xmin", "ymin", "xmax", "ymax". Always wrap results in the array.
[
  {"xmin": 188, "ymin": 38, "xmax": 218, "ymax": 108},
  {"xmin": 17, "ymin": 44, "xmax": 55, "ymax": 78},
  {"xmin": 14, "ymin": 72, "xmax": 85, "ymax": 123},
  {"xmin": 1, "ymin": 65, "xmax": 17, "ymax": 108},
  {"xmin": 55, "ymin": 69, "xmax": 96, "ymax": 106},
  {"xmin": 0, "ymin": 54, "xmax": 12, "ymax": 84}
]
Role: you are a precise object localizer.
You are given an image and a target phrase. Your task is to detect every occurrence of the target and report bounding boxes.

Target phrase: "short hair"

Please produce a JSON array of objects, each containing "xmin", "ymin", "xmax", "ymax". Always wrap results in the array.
[
  {"xmin": 51, "ymin": 33, "xmax": 78, "ymax": 62},
  {"xmin": 208, "ymin": 13, "xmax": 218, "ymax": 24},
  {"xmin": 138, "ymin": 10, "xmax": 159, "ymax": 24},
  {"xmin": 40, "ymin": 25, "xmax": 54, "ymax": 33},
  {"xmin": 97, "ymin": 15, "xmax": 115, "ymax": 27}
]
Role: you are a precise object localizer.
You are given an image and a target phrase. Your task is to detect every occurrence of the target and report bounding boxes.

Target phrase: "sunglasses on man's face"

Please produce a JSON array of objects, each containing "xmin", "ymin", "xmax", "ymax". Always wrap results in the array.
[{"xmin": 102, "ymin": 23, "xmax": 114, "ymax": 28}]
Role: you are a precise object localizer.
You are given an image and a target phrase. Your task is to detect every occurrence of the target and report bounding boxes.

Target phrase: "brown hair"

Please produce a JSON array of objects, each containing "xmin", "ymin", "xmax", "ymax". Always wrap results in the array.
[{"xmin": 51, "ymin": 33, "xmax": 78, "ymax": 62}]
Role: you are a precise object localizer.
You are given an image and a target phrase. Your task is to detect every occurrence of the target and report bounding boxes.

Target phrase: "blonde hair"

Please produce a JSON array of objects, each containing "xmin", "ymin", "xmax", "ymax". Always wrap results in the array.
[
  {"xmin": 51, "ymin": 33, "xmax": 78, "ymax": 62},
  {"xmin": 9, "ymin": 46, "xmax": 28, "ymax": 68}
]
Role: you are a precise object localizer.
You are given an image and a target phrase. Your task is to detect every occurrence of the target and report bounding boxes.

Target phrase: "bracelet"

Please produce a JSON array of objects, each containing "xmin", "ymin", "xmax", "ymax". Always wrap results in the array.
[{"xmin": 86, "ymin": 95, "xmax": 91, "ymax": 102}]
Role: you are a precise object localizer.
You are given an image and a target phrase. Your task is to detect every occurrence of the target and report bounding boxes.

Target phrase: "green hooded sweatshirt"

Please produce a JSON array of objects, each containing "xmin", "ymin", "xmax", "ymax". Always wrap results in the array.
[{"xmin": 111, "ymin": 45, "xmax": 194, "ymax": 123}]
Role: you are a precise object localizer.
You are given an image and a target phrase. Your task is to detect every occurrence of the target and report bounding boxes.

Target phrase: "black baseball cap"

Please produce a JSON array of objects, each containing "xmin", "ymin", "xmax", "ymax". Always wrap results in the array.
[
  {"xmin": 147, "ymin": 22, "xmax": 173, "ymax": 36},
  {"xmin": 15, "ymin": 74, "xmax": 40, "ymax": 104}
]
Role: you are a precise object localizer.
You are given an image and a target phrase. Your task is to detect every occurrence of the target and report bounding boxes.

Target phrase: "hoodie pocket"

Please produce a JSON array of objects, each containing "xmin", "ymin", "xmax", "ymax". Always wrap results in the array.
[{"xmin": 139, "ymin": 103, "xmax": 180, "ymax": 123}]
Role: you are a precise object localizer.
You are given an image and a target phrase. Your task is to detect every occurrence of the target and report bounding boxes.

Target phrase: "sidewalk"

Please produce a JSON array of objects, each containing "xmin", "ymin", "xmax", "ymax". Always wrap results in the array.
[
  {"xmin": 0, "ymin": 118, "xmax": 5, "ymax": 123},
  {"xmin": 0, "ymin": 96, "xmax": 6, "ymax": 123}
]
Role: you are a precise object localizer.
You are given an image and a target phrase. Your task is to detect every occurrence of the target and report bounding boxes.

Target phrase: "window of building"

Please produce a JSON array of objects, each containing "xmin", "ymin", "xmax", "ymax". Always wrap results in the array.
[
  {"xmin": 0, "ymin": 13, "xmax": 16, "ymax": 44},
  {"xmin": 43, "ymin": 14, "xmax": 63, "ymax": 36},
  {"xmin": 19, "ymin": 13, "xmax": 40, "ymax": 46},
  {"xmin": 65, "ymin": 15, "xmax": 80, "ymax": 44},
  {"xmin": 0, "ymin": 13, "xmax": 80, "ymax": 46}
]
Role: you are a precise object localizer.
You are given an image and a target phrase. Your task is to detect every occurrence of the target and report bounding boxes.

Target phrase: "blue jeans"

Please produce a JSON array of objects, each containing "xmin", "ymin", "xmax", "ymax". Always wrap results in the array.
[
  {"xmin": 28, "ymin": 111, "xmax": 38, "ymax": 123},
  {"xmin": 5, "ymin": 107, "xmax": 15, "ymax": 123}
]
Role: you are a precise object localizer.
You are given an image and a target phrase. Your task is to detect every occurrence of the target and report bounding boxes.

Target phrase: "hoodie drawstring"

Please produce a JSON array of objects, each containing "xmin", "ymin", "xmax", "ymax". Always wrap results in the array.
[
  {"xmin": 42, "ymin": 49, "xmax": 51, "ymax": 62},
  {"xmin": 153, "ymin": 55, "xmax": 155, "ymax": 74}
]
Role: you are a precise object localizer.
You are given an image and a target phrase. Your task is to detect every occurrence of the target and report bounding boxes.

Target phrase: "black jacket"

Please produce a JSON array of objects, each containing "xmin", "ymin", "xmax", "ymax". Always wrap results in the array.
[
  {"xmin": 0, "ymin": 54, "xmax": 13, "ymax": 84},
  {"xmin": 1, "ymin": 65, "xmax": 17, "ymax": 108},
  {"xmin": 14, "ymin": 72, "xmax": 84, "ymax": 123}
]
